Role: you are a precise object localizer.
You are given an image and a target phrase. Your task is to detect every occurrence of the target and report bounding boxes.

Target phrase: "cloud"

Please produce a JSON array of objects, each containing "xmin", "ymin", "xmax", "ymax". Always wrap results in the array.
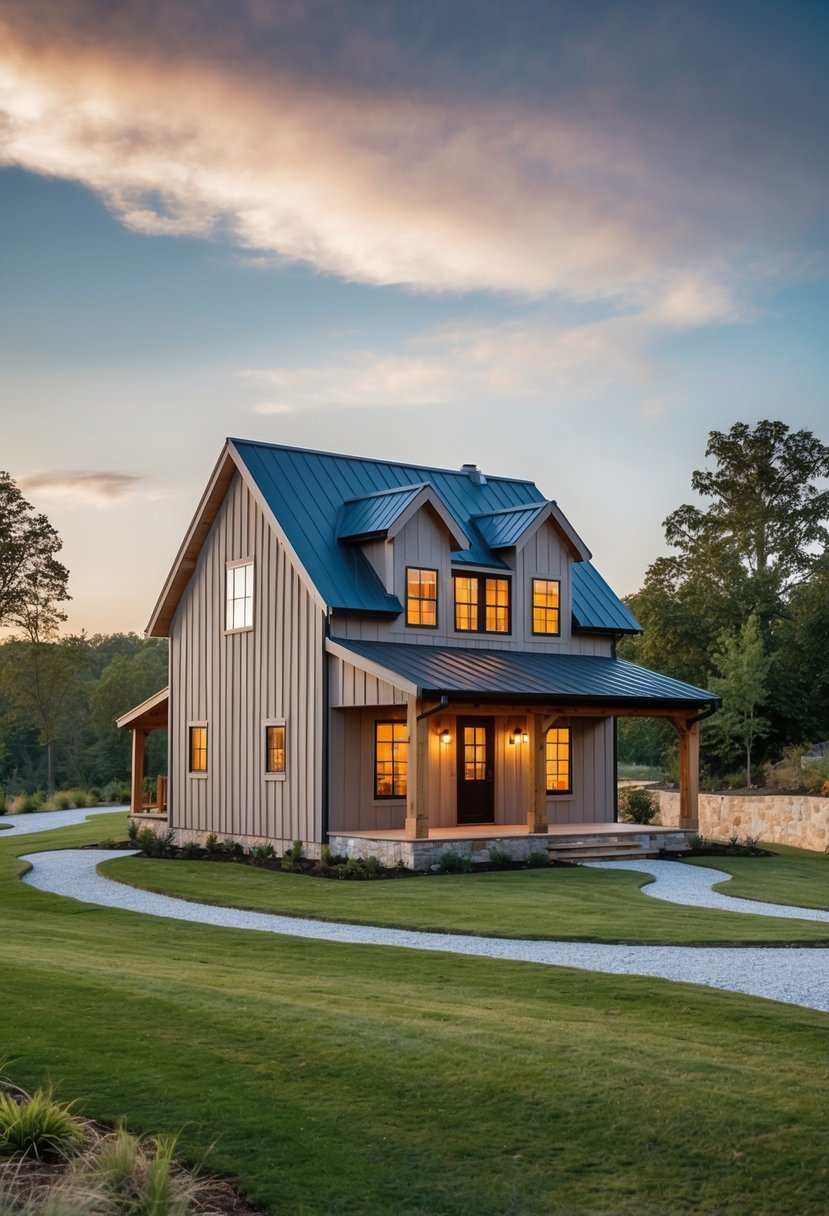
[
  {"xmin": 0, "ymin": 3, "xmax": 825, "ymax": 312},
  {"xmin": 19, "ymin": 471, "xmax": 144, "ymax": 504}
]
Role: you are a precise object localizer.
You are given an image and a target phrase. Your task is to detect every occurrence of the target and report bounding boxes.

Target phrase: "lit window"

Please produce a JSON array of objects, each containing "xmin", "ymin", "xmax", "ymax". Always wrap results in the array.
[
  {"xmin": 406, "ymin": 567, "xmax": 438, "ymax": 627},
  {"xmin": 226, "ymin": 561, "xmax": 254, "ymax": 631},
  {"xmin": 453, "ymin": 574, "xmax": 510, "ymax": 633},
  {"xmin": 265, "ymin": 723, "xmax": 286, "ymax": 774},
  {"xmin": 375, "ymin": 721, "xmax": 408, "ymax": 799},
  {"xmin": 546, "ymin": 727, "xmax": 571, "ymax": 794},
  {"xmin": 189, "ymin": 725, "xmax": 207, "ymax": 774},
  {"xmin": 532, "ymin": 578, "xmax": 560, "ymax": 635}
]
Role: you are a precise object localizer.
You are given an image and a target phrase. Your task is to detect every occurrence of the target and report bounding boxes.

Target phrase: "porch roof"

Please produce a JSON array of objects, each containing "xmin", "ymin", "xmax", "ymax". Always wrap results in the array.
[
  {"xmin": 327, "ymin": 639, "xmax": 718, "ymax": 709},
  {"xmin": 116, "ymin": 686, "xmax": 169, "ymax": 732}
]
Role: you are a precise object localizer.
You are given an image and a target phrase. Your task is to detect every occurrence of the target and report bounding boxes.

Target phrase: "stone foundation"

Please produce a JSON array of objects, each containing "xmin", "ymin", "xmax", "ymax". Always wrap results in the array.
[
  {"xmin": 170, "ymin": 824, "xmax": 321, "ymax": 859},
  {"xmin": 654, "ymin": 791, "xmax": 829, "ymax": 853}
]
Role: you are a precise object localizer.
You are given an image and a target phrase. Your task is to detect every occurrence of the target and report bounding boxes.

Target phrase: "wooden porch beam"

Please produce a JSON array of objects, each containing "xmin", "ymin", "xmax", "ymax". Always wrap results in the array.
[
  {"xmin": 677, "ymin": 721, "xmax": 700, "ymax": 831},
  {"xmin": 404, "ymin": 697, "xmax": 430, "ymax": 840},
  {"xmin": 130, "ymin": 729, "xmax": 146, "ymax": 816},
  {"xmin": 526, "ymin": 712, "xmax": 548, "ymax": 834},
  {"xmin": 434, "ymin": 702, "xmax": 710, "ymax": 720}
]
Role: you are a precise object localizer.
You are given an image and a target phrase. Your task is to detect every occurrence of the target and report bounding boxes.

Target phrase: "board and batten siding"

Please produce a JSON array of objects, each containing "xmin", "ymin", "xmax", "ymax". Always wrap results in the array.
[
  {"xmin": 328, "ymin": 693, "xmax": 615, "ymax": 831},
  {"xmin": 331, "ymin": 504, "xmax": 611, "ymax": 656},
  {"xmin": 169, "ymin": 471, "xmax": 325, "ymax": 850}
]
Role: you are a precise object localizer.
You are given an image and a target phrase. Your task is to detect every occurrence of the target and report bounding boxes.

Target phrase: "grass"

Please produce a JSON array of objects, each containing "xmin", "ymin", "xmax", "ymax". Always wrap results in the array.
[
  {"xmin": 3, "ymin": 813, "xmax": 829, "ymax": 1214},
  {"xmin": 683, "ymin": 844, "xmax": 829, "ymax": 911},
  {"xmin": 101, "ymin": 846, "xmax": 829, "ymax": 945}
]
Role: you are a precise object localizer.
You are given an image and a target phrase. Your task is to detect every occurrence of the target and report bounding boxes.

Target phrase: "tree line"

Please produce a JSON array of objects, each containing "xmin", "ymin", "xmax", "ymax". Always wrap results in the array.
[{"xmin": 619, "ymin": 419, "xmax": 829, "ymax": 784}]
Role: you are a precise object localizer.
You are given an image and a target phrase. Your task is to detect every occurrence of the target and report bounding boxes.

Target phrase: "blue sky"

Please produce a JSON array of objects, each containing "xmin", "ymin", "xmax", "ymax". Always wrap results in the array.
[{"xmin": 1, "ymin": 0, "xmax": 827, "ymax": 634}]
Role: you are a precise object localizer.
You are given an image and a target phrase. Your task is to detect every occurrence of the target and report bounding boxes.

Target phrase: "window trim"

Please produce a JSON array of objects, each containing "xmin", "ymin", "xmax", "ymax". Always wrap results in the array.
[
  {"xmin": 405, "ymin": 566, "xmax": 439, "ymax": 629},
  {"xmin": 264, "ymin": 719, "xmax": 287, "ymax": 781},
  {"xmin": 225, "ymin": 557, "xmax": 255, "ymax": 635},
  {"xmin": 188, "ymin": 721, "xmax": 208, "ymax": 778},
  {"xmin": 531, "ymin": 577, "xmax": 561, "ymax": 637},
  {"xmin": 373, "ymin": 719, "xmax": 409, "ymax": 801},
  {"xmin": 546, "ymin": 726, "xmax": 572, "ymax": 796},
  {"xmin": 452, "ymin": 572, "xmax": 512, "ymax": 635}
]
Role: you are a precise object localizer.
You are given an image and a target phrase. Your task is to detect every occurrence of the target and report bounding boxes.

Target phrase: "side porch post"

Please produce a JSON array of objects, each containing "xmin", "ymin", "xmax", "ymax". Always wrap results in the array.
[
  {"xmin": 130, "ymin": 729, "xmax": 146, "ymax": 815},
  {"xmin": 405, "ymin": 696, "xmax": 430, "ymax": 839},
  {"xmin": 526, "ymin": 711, "xmax": 548, "ymax": 834},
  {"xmin": 673, "ymin": 718, "xmax": 700, "ymax": 831}
]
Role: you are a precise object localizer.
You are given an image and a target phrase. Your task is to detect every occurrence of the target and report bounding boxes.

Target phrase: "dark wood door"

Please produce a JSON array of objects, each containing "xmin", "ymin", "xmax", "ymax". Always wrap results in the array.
[{"xmin": 456, "ymin": 717, "xmax": 495, "ymax": 824}]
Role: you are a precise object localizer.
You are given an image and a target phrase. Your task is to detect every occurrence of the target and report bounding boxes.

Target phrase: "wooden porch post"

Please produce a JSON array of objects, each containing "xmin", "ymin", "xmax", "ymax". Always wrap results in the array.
[
  {"xmin": 130, "ymin": 729, "xmax": 146, "ymax": 816},
  {"xmin": 405, "ymin": 697, "xmax": 430, "ymax": 840},
  {"xmin": 527, "ymin": 712, "xmax": 548, "ymax": 834},
  {"xmin": 677, "ymin": 720, "xmax": 700, "ymax": 831}
]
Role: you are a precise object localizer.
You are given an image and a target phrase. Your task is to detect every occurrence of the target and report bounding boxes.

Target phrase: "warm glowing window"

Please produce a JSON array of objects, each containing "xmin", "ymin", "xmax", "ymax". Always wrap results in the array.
[
  {"xmin": 462, "ymin": 725, "xmax": 487, "ymax": 781},
  {"xmin": 406, "ymin": 567, "xmax": 438, "ymax": 627},
  {"xmin": 189, "ymin": 725, "xmax": 207, "ymax": 774},
  {"xmin": 532, "ymin": 578, "xmax": 560, "ymax": 635},
  {"xmin": 226, "ymin": 560, "xmax": 254, "ymax": 631},
  {"xmin": 453, "ymin": 574, "xmax": 510, "ymax": 633},
  {"xmin": 546, "ymin": 727, "xmax": 571, "ymax": 794},
  {"xmin": 265, "ymin": 723, "xmax": 286, "ymax": 774},
  {"xmin": 375, "ymin": 721, "xmax": 408, "ymax": 799}
]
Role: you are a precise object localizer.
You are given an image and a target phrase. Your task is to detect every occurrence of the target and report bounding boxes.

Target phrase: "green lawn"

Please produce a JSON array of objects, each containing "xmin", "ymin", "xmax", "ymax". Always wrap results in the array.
[
  {"xmin": 683, "ymin": 844, "xmax": 829, "ymax": 910},
  {"xmin": 101, "ymin": 844, "xmax": 829, "ymax": 945},
  {"xmin": 4, "ymin": 813, "xmax": 829, "ymax": 1215}
]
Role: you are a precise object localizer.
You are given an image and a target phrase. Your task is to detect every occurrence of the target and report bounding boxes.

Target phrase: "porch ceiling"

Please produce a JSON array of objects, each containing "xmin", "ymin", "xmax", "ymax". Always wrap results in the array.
[{"xmin": 326, "ymin": 639, "xmax": 718, "ymax": 711}]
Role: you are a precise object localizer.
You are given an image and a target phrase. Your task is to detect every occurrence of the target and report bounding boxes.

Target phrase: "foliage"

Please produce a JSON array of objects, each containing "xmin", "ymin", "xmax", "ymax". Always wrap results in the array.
[
  {"xmin": 707, "ymin": 614, "xmax": 771, "ymax": 786},
  {"xmin": 203, "ymin": 834, "xmax": 220, "ymax": 857},
  {"xmin": 136, "ymin": 828, "xmax": 175, "ymax": 859},
  {"xmin": 487, "ymin": 848, "xmax": 513, "ymax": 867},
  {"xmin": 0, "ymin": 472, "xmax": 70, "ymax": 640},
  {"xmin": 438, "ymin": 851, "xmax": 473, "ymax": 873},
  {"xmin": 765, "ymin": 749, "xmax": 829, "ymax": 796},
  {"xmin": 333, "ymin": 855, "xmax": 383, "ymax": 880},
  {"xmin": 248, "ymin": 843, "xmax": 275, "ymax": 866},
  {"xmin": 281, "ymin": 840, "xmax": 304, "ymax": 871},
  {"xmin": 526, "ymin": 851, "xmax": 548, "ymax": 867},
  {"xmin": 222, "ymin": 838, "xmax": 245, "ymax": 862},
  {"xmin": 0, "ymin": 1084, "xmax": 85, "ymax": 1160},
  {"xmin": 126, "ymin": 819, "xmax": 140, "ymax": 845},
  {"xmin": 617, "ymin": 786, "xmax": 658, "ymax": 824}
]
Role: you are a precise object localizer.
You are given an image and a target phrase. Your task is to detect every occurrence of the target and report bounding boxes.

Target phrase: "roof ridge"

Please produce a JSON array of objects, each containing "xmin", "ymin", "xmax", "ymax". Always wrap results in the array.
[
  {"xmin": 471, "ymin": 501, "xmax": 548, "ymax": 519},
  {"xmin": 341, "ymin": 482, "xmax": 431, "ymax": 505}
]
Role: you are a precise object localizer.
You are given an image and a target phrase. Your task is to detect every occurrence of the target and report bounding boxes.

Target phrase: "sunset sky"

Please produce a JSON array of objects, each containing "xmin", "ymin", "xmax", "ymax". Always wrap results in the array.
[{"xmin": 2, "ymin": 0, "xmax": 828, "ymax": 636}]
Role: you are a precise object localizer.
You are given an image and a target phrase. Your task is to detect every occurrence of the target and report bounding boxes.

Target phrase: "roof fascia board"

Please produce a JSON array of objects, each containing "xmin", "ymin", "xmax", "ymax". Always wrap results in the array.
[
  {"xmin": 227, "ymin": 441, "xmax": 329, "ymax": 614},
  {"xmin": 386, "ymin": 486, "xmax": 470, "ymax": 550},
  {"xmin": 547, "ymin": 502, "xmax": 591, "ymax": 562},
  {"xmin": 145, "ymin": 446, "xmax": 238, "ymax": 637},
  {"xmin": 116, "ymin": 686, "xmax": 169, "ymax": 729},
  {"xmin": 472, "ymin": 501, "xmax": 591, "ymax": 561},
  {"xmin": 325, "ymin": 638, "xmax": 419, "ymax": 697}
]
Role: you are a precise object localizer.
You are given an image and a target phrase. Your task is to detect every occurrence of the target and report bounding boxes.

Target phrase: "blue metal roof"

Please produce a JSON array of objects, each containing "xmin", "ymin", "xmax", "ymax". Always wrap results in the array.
[
  {"xmin": 473, "ymin": 503, "xmax": 547, "ymax": 549},
  {"xmin": 231, "ymin": 439, "xmax": 636, "ymax": 629},
  {"xmin": 332, "ymin": 640, "xmax": 718, "ymax": 705},
  {"xmin": 572, "ymin": 562, "xmax": 641, "ymax": 634},
  {"xmin": 338, "ymin": 485, "xmax": 428, "ymax": 541}
]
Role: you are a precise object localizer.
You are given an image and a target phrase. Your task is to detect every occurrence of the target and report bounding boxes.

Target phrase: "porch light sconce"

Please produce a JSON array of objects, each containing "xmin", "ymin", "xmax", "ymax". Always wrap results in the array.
[
  {"xmin": 510, "ymin": 727, "xmax": 527, "ymax": 746},
  {"xmin": 439, "ymin": 728, "xmax": 452, "ymax": 745}
]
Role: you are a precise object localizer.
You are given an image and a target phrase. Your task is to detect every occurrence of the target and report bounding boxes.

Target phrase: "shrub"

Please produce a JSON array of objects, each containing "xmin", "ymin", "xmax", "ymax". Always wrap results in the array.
[
  {"xmin": 527, "ymin": 851, "xmax": 548, "ymax": 867},
  {"xmin": 248, "ymin": 843, "xmax": 276, "ymax": 866},
  {"xmin": 281, "ymin": 840, "xmax": 304, "ymax": 872},
  {"xmin": 102, "ymin": 779, "xmax": 131, "ymax": 805},
  {"xmin": 12, "ymin": 793, "xmax": 39, "ymax": 814},
  {"xmin": 688, "ymin": 833, "xmax": 706, "ymax": 851},
  {"xmin": 320, "ymin": 844, "xmax": 333, "ymax": 866},
  {"xmin": 438, "ymin": 851, "xmax": 472, "ymax": 874},
  {"xmin": 618, "ymin": 786, "xmax": 658, "ymax": 825},
  {"xmin": 222, "ymin": 838, "xmax": 245, "ymax": 862},
  {"xmin": 136, "ymin": 828, "xmax": 175, "ymax": 859},
  {"xmin": 487, "ymin": 847, "xmax": 513, "ymax": 867},
  {"xmin": 179, "ymin": 841, "xmax": 202, "ymax": 860},
  {"xmin": 339, "ymin": 856, "xmax": 382, "ymax": 880},
  {"xmin": 0, "ymin": 790, "xmax": 6, "ymax": 815},
  {"xmin": 49, "ymin": 793, "xmax": 73, "ymax": 811},
  {"xmin": 126, "ymin": 818, "xmax": 140, "ymax": 844},
  {"xmin": 0, "ymin": 1084, "xmax": 85, "ymax": 1160},
  {"xmin": 204, "ymin": 833, "xmax": 221, "ymax": 857}
]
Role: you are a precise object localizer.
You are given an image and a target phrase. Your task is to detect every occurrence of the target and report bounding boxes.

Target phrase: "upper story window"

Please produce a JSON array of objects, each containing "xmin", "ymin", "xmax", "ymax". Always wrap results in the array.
[
  {"xmin": 226, "ymin": 560, "xmax": 254, "ymax": 631},
  {"xmin": 532, "ymin": 578, "xmax": 561, "ymax": 635},
  {"xmin": 453, "ymin": 574, "xmax": 510, "ymax": 634},
  {"xmin": 546, "ymin": 727, "xmax": 571, "ymax": 794},
  {"xmin": 406, "ymin": 567, "xmax": 438, "ymax": 628}
]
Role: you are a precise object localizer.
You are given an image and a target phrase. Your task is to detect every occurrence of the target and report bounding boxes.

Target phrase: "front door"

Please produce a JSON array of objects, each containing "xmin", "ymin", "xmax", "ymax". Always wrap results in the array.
[{"xmin": 456, "ymin": 717, "xmax": 495, "ymax": 824}]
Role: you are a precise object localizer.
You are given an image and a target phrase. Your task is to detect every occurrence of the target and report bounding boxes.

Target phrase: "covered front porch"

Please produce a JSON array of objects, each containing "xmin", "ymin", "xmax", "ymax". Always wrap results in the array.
[{"xmin": 115, "ymin": 687, "xmax": 169, "ymax": 821}]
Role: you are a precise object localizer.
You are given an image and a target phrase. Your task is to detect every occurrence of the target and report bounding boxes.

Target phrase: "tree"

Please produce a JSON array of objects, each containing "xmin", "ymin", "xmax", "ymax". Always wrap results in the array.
[
  {"xmin": 708, "ymin": 615, "xmax": 771, "ymax": 787},
  {"xmin": 89, "ymin": 644, "xmax": 168, "ymax": 780},
  {"xmin": 0, "ymin": 471, "xmax": 70, "ymax": 639}
]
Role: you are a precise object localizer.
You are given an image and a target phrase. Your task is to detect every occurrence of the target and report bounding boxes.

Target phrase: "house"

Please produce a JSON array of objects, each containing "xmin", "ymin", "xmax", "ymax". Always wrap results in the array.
[{"xmin": 117, "ymin": 439, "xmax": 718, "ymax": 866}]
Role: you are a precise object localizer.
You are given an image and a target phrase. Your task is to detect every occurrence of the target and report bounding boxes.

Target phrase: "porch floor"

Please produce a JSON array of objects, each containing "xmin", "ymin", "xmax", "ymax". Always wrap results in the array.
[{"xmin": 340, "ymin": 821, "xmax": 682, "ymax": 842}]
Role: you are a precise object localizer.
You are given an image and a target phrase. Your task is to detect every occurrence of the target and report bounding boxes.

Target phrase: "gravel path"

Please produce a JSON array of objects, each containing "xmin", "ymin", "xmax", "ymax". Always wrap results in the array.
[
  {"xmin": 17, "ymin": 834, "xmax": 829, "ymax": 1014},
  {"xmin": 0, "ymin": 807, "xmax": 120, "ymax": 836}
]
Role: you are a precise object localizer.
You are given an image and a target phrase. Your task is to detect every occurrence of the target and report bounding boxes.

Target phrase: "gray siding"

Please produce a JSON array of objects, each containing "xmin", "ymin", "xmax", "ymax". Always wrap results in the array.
[{"xmin": 169, "ymin": 472, "xmax": 325, "ymax": 850}]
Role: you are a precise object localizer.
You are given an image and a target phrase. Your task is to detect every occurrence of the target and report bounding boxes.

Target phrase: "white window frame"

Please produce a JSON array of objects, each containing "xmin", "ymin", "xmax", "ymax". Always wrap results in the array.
[
  {"xmin": 225, "ymin": 558, "xmax": 254, "ymax": 633},
  {"xmin": 264, "ymin": 718, "xmax": 287, "ymax": 781},
  {"xmin": 188, "ymin": 721, "xmax": 208, "ymax": 779}
]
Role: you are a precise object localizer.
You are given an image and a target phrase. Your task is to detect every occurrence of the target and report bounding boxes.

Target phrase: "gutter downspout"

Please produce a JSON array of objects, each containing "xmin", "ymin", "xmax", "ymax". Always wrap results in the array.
[
  {"xmin": 321, "ymin": 609, "xmax": 331, "ymax": 847},
  {"xmin": 417, "ymin": 695, "xmax": 449, "ymax": 722},
  {"xmin": 686, "ymin": 702, "xmax": 720, "ymax": 728}
]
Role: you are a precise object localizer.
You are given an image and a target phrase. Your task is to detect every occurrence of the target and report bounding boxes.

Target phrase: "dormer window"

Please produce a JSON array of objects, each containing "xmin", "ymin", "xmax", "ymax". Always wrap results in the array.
[
  {"xmin": 406, "ymin": 567, "xmax": 438, "ymax": 627},
  {"xmin": 226, "ymin": 560, "xmax": 254, "ymax": 632},
  {"xmin": 532, "ymin": 578, "xmax": 560, "ymax": 635},
  {"xmin": 453, "ymin": 574, "xmax": 510, "ymax": 634}
]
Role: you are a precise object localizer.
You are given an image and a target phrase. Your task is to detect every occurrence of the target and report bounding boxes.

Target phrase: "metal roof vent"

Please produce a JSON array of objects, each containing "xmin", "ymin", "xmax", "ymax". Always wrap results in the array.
[{"xmin": 461, "ymin": 463, "xmax": 487, "ymax": 485}]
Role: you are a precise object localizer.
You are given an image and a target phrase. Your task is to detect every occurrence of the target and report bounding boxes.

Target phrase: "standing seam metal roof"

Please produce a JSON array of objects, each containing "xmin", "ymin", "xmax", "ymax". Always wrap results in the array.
[{"xmin": 231, "ymin": 439, "xmax": 641, "ymax": 630}]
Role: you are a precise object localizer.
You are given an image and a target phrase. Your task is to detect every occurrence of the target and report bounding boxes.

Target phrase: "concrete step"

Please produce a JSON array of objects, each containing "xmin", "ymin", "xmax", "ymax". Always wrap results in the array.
[{"xmin": 547, "ymin": 840, "xmax": 653, "ymax": 861}]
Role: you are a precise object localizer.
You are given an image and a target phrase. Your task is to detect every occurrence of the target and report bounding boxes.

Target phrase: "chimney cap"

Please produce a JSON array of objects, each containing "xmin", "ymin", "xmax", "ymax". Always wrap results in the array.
[{"xmin": 460, "ymin": 462, "xmax": 487, "ymax": 485}]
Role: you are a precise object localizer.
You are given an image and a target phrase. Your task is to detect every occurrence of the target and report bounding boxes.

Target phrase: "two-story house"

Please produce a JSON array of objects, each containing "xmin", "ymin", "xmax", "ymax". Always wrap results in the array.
[{"xmin": 118, "ymin": 439, "xmax": 718, "ymax": 866}]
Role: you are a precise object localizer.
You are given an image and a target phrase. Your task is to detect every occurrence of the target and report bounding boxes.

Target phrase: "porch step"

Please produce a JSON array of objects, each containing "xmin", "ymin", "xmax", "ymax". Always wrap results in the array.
[{"xmin": 546, "ymin": 840, "xmax": 654, "ymax": 862}]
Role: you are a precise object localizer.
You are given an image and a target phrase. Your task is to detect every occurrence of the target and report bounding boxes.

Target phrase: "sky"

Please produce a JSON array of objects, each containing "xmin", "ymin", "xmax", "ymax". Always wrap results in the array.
[{"xmin": 1, "ymin": 0, "xmax": 828, "ymax": 636}]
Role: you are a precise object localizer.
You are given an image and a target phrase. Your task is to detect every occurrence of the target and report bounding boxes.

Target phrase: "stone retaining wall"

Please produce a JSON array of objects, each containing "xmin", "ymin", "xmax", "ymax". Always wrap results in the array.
[
  {"xmin": 654, "ymin": 791, "xmax": 829, "ymax": 853},
  {"xmin": 327, "ymin": 833, "xmax": 548, "ymax": 870}
]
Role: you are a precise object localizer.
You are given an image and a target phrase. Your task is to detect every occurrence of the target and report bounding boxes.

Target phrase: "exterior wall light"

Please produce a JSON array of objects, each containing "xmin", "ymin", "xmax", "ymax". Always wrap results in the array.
[
  {"xmin": 439, "ymin": 728, "xmax": 452, "ymax": 745},
  {"xmin": 510, "ymin": 726, "xmax": 526, "ymax": 746}
]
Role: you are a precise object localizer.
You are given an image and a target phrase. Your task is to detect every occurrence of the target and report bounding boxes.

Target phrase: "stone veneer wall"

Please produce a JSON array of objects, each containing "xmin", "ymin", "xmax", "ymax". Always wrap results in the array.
[{"xmin": 654, "ymin": 791, "xmax": 829, "ymax": 853}]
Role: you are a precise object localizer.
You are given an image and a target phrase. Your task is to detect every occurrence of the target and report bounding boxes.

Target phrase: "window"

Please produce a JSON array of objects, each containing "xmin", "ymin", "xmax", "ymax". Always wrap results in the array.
[
  {"xmin": 406, "ymin": 567, "xmax": 438, "ymax": 627},
  {"xmin": 453, "ymin": 574, "xmax": 510, "ymax": 633},
  {"xmin": 226, "ymin": 560, "xmax": 254, "ymax": 631},
  {"xmin": 265, "ymin": 723, "xmax": 286, "ymax": 775},
  {"xmin": 374, "ymin": 721, "xmax": 408, "ymax": 798},
  {"xmin": 189, "ymin": 724, "xmax": 208, "ymax": 774},
  {"xmin": 532, "ymin": 578, "xmax": 560, "ymax": 635},
  {"xmin": 546, "ymin": 727, "xmax": 571, "ymax": 794}
]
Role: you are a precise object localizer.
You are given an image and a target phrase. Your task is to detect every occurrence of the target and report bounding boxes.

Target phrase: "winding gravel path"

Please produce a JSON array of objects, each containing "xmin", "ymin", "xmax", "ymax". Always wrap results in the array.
[
  {"xmin": 10, "ymin": 809, "xmax": 829, "ymax": 1013},
  {"xmin": 0, "ymin": 807, "xmax": 118, "ymax": 836}
]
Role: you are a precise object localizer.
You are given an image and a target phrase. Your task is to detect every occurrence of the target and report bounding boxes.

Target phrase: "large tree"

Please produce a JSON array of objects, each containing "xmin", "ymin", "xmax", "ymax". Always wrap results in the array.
[
  {"xmin": 0, "ymin": 471, "xmax": 70, "ymax": 640},
  {"xmin": 707, "ymin": 614, "xmax": 771, "ymax": 786}
]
